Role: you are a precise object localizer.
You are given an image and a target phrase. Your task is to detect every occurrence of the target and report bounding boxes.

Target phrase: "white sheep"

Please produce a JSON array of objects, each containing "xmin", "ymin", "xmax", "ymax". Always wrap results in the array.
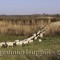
[
  {"xmin": 6, "ymin": 42, "xmax": 15, "ymax": 48},
  {"xmin": 34, "ymin": 36, "xmax": 38, "ymax": 40},
  {"xmin": 15, "ymin": 40, "xmax": 23, "ymax": 46},
  {"xmin": 0, "ymin": 42, "xmax": 5, "ymax": 48},
  {"xmin": 37, "ymin": 30, "xmax": 40, "ymax": 35},
  {"xmin": 15, "ymin": 40, "xmax": 19, "ymax": 42},
  {"xmin": 22, "ymin": 40, "xmax": 29, "ymax": 44},
  {"xmin": 14, "ymin": 40, "xmax": 20, "ymax": 46},
  {"xmin": 33, "ymin": 33, "xmax": 36, "ymax": 37},
  {"xmin": 15, "ymin": 41, "xmax": 20, "ymax": 46},
  {"xmin": 30, "ymin": 36, "xmax": 35, "ymax": 39},
  {"xmin": 27, "ymin": 36, "xmax": 34, "ymax": 41},
  {"xmin": 19, "ymin": 41, "xmax": 23, "ymax": 45},
  {"xmin": 28, "ymin": 40, "xmax": 33, "ymax": 43},
  {"xmin": 38, "ymin": 39, "xmax": 42, "ymax": 42},
  {"xmin": 39, "ymin": 33, "xmax": 43, "ymax": 38}
]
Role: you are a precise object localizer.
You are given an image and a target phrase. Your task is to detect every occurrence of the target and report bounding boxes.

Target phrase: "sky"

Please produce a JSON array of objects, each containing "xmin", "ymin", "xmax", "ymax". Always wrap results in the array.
[{"xmin": 0, "ymin": 0, "xmax": 60, "ymax": 15}]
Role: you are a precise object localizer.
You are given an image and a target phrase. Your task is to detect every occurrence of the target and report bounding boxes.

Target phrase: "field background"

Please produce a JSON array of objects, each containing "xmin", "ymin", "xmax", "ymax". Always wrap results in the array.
[{"xmin": 0, "ymin": 14, "xmax": 60, "ymax": 60}]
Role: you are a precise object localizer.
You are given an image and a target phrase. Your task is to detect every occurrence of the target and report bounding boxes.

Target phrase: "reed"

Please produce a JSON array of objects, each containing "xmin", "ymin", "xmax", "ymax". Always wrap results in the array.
[{"xmin": 0, "ymin": 21, "xmax": 60, "ymax": 36}]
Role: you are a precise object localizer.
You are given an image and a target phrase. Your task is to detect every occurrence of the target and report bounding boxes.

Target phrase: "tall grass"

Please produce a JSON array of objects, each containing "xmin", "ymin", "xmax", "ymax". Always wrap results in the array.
[
  {"xmin": 0, "ymin": 21, "xmax": 46, "ymax": 36},
  {"xmin": 45, "ymin": 21, "xmax": 60, "ymax": 36},
  {"xmin": 0, "ymin": 21, "xmax": 60, "ymax": 36}
]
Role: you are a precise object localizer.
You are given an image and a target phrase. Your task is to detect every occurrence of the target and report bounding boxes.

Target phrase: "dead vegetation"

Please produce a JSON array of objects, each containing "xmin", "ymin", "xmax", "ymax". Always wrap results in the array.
[
  {"xmin": 0, "ymin": 20, "xmax": 60, "ymax": 36},
  {"xmin": 45, "ymin": 21, "xmax": 60, "ymax": 36}
]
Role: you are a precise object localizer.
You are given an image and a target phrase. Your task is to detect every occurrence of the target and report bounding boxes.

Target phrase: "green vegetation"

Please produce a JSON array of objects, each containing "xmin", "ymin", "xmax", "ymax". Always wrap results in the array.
[
  {"xmin": 0, "ymin": 35, "xmax": 26, "ymax": 42},
  {"xmin": 0, "ymin": 35, "xmax": 60, "ymax": 60}
]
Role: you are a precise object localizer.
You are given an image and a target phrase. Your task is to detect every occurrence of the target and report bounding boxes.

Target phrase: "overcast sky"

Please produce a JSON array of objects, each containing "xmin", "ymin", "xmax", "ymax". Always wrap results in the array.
[{"xmin": 0, "ymin": 0, "xmax": 60, "ymax": 15}]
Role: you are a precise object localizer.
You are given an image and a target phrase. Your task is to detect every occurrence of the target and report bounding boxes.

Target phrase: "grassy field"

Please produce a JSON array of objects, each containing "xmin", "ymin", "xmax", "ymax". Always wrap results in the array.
[
  {"xmin": 0, "ymin": 35, "xmax": 26, "ymax": 42},
  {"xmin": 0, "ymin": 35, "xmax": 60, "ymax": 60},
  {"xmin": 0, "ymin": 15, "xmax": 60, "ymax": 60}
]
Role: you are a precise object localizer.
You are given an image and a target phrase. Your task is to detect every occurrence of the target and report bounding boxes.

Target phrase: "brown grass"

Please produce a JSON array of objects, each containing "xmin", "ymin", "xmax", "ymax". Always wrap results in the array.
[
  {"xmin": 45, "ymin": 21, "xmax": 60, "ymax": 36},
  {"xmin": 0, "ymin": 21, "xmax": 60, "ymax": 36}
]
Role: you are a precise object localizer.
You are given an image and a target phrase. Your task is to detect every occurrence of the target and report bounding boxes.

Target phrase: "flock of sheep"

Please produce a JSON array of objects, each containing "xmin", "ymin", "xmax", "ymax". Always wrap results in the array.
[{"xmin": 0, "ymin": 28, "xmax": 45, "ymax": 48}]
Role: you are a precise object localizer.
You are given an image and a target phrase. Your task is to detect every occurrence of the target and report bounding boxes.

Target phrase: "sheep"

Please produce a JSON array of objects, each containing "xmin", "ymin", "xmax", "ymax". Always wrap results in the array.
[
  {"xmin": 39, "ymin": 27, "xmax": 45, "ymax": 38},
  {"xmin": 27, "ymin": 36, "xmax": 34, "ymax": 41},
  {"xmin": 38, "ymin": 39, "xmax": 42, "ymax": 42},
  {"xmin": 28, "ymin": 40, "xmax": 33, "ymax": 43},
  {"xmin": 39, "ymin": 33, "xmax": 44, "ymax": 38},
  {"xmin": 15, "ymin": 40, "xmax": 19, "ymax": 42},
  {"xmin": 14, "ymin": 40, "xmax": 20, "ymax": 46},
  {"xmin": 40, "ymin": 28, "xmax": 46, "ymax": 34},
  {"xmin": 15, "ymin": 41, "xmax": 23, "ymax": 46},
  {"xmin": 34, "ymin": 36, "xmax": 38, "ymax": 40},
  {"xmin": 22, "ymin": 40, "xmax": 29, "ymax": 45},
  {"xmin": 33, "ymin": 33, "xmax": 36, "ymax": 37},
  {"xmin": 13, "ymin": 42, "xmax": 16, "ymax": 47},
  {"xmin": 15, "ymin": 41, "xmax": 20, "ymax": 46},
  {"xmin": 6, "ymin": 42, "xmax": 15, "ymax": 48},
  {"xmin": 37, "ymin": 30, "xmax": 40, "ymax": 35},
  {"xmin": 0, "ymin": 28, "xmax": 46, "ymax": 48},
  {"xmin": 0, "ymin": 42, "xmax": 5, "ymax": 48},
  {"xmin": 15, "ymin": 40, "xmax": 24, "ymax": 46},
  {"xmin": 19, "ymin": 41, "xmax": 23, "ymax": 45}
]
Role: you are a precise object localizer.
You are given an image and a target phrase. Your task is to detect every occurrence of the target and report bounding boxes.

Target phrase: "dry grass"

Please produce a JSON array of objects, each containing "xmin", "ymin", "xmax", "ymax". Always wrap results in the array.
[
  {"xmin": 45, "ymin": 21, "xmax": 60, "ymax": 36},
  {"xmin": 0, "ymin": 21, "xmax": 39, "ymax": 36},
  {"xmin": 0, "ymin": 21, "xmax": 60, "ymax": 36}
]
